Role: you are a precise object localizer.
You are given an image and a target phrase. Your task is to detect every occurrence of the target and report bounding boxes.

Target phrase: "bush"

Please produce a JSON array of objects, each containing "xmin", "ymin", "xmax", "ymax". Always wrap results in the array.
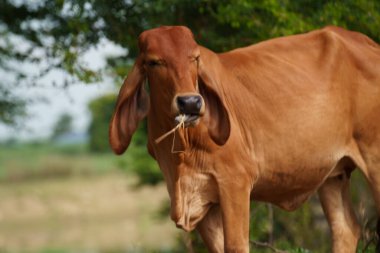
[
  {"xmin": 122, "ymin": 120, "xmax": 163, "ymax": 186},
  {"xmin": 88, "ymin": 94, "xmax": 117, "ymax": 152}
]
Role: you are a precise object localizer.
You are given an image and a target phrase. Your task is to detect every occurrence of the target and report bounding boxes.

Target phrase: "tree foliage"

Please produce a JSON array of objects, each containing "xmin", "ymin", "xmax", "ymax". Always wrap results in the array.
[
  {"xmin": 50, "ymin": 112, "xmax": 73, "ymax": 140},
  {"xmin": 0, "ymin": 86, "xmax": 25, "ymax": 125},
  {"xmin": 87, "ymin": 94, "xmax": 115, "ymax": 152}
]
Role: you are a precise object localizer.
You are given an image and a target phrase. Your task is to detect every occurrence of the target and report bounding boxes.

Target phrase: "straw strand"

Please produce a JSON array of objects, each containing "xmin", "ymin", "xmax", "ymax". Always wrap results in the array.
[{"xmin": 155, "ymin": 115, "xmax": 186, "ymax": 144}]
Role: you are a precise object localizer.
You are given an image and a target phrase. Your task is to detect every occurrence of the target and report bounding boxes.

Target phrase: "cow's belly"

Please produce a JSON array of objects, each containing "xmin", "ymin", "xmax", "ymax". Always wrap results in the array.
[
  {"xmin": 247, "ymin": 119, "xmax": 350, "ymax": 210},
  {"xmin": 250, "ymin": 162, "xmax": 335, "ymax": 211}
]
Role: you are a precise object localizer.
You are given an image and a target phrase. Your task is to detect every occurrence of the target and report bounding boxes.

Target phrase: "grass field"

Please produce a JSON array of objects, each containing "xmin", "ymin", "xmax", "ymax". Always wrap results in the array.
[
  {"xmin": 0, "ymin": 143, "xmax": 121, "ymax": 182},
  {"xmin": 0, "ymin": 143, "xmax": 180, "ymax": 253}
]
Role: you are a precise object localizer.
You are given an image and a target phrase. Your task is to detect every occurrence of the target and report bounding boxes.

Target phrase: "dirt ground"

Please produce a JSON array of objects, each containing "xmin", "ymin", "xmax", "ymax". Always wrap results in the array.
[{"xmin": 0, "ymin": 172, "xmax": 179, "ymax": 252}]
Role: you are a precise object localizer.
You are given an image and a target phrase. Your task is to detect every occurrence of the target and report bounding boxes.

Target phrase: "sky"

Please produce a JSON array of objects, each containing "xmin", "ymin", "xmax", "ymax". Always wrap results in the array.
[{"xmin": 0, "ymin": 38, "xmax": 126, "ymax": 141}]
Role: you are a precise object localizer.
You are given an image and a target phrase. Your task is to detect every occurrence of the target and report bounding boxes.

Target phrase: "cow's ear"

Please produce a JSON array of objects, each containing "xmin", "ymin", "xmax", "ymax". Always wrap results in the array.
[
  {"xmin": 198, "ymin": 51, "xmax": 230, "ymax": 146},
  {"xmin": 109, "ymin": 58, "xmax": 150, "ymax": 155}
]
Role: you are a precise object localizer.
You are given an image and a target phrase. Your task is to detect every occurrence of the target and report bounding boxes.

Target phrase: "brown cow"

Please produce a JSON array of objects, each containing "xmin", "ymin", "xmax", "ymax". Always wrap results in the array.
[{"xmin": 109, "ymin": 26, "xmax": 380, "ymax": 253}]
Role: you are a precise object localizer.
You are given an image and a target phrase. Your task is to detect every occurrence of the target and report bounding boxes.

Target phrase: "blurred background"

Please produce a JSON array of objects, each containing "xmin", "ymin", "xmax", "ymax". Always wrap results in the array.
[{"xmin": 0, "ymin": 1, "xmax": 379, "ymax": 252}]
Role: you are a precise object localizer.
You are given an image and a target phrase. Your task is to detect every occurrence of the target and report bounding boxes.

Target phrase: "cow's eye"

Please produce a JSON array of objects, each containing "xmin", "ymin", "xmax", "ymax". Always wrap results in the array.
[{"xmin": 147, "ymin": 60, "xmax": 160, "ymax": 67}]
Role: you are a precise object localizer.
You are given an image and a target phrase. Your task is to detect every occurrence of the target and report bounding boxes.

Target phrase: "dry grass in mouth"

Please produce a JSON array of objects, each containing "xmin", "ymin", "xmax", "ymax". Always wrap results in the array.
[
  {"xmin": 154, "ymin": 114, "xmax": 195, "ymax": 154},
  {"xmin": 155, "ymin": 114, "xmax": 187, "ymax": 144}
]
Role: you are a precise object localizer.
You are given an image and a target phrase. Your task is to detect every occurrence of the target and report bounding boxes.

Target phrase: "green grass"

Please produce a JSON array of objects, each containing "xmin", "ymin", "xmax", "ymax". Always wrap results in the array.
[
  {"xmin": 0, "ymin": 142, "xmax": 130, "ymax": 182},
  {"xmin": 0, "ymin": 141, "xmax": 179, "ymax": 253}
]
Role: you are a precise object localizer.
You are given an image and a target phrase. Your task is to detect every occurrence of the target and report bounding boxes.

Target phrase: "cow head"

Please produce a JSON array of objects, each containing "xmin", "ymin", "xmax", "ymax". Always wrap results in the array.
[
  {"xmin": 109, "ymin": 26, "xmax": 230, "ymax": 231},
  {"xmin": 109, "ymin": 26, "xmax": 230, "ymax": 154}
]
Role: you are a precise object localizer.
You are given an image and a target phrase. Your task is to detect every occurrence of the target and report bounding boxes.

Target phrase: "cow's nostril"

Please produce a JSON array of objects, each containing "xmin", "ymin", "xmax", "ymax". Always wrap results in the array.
[
  {"xmin": 177, "ymin": 97, "xmax": 186, "ymax": 112},
  {"xmin": 176, "ymin": 95, "xmax": 202, "ymax": 115}
]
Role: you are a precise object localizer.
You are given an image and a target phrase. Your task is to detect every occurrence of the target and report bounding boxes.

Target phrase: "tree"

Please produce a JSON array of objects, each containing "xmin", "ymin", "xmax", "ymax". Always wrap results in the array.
[
  {"xmin": 50, "ymin": 112, "xmax": 73, "ymax": 140},
  {"xmin": 87, "ymin": 94, "xmax": 115, "ymax": 152},
  {"xmin": 0, "ymin": 90, "xmax": 25, "ymax": 125}
]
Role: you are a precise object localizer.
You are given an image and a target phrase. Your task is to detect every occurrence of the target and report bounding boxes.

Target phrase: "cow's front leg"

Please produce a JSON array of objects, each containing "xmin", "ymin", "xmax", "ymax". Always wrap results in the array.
[
  {"xmin": 219, "ymin": 183, "xmax": 251, "ymax": 253},
  {"xmin": 197, "ymin": 205, "xmax": 224, "ymax": 253}
]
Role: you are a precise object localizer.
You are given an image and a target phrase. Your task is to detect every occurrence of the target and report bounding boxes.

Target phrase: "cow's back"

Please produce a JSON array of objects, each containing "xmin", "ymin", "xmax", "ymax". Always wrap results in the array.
[{"xmin": 220, "ymin": 26, "xmax": 379, "ymax": 89}]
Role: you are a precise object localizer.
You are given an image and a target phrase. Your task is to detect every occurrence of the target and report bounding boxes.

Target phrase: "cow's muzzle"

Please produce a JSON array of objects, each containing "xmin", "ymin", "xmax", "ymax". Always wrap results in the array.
[
  {"xmin": 177, "ymin": 95, "xmax": 202, "ymax": 114},
  {"xmin": 173, "ymin": 93, "xmax": 205, "ymax": 127}
]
